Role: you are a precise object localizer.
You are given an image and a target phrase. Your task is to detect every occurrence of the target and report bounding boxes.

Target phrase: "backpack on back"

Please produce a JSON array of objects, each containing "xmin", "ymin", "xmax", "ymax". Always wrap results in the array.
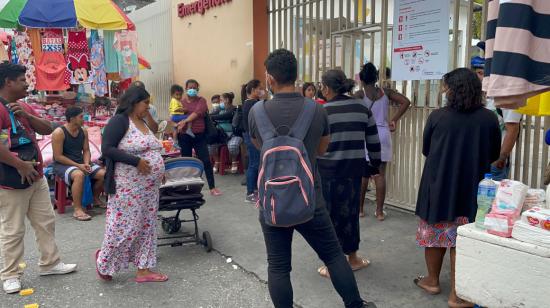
[{"xmin": 253, "ymin": 99, "xmax": 316, "ymax": 227}]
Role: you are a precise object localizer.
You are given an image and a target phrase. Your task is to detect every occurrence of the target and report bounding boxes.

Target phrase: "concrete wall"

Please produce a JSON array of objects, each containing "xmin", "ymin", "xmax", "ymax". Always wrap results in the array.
[{"xmin": 170, "ymin": 0, "xmax": 254, "ymax": 105}]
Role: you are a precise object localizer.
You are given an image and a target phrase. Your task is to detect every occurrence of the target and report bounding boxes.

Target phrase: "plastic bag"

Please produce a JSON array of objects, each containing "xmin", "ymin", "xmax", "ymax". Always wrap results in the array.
[{"xmin": 81, "ymin": 175, "xmax": 93, "ymax": 208}]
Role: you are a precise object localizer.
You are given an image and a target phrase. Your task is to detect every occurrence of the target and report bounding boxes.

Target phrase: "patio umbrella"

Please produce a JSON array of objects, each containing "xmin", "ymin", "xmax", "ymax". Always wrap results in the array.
[
  {"xmin": 18, "ymin": 0, "xmax": 134, "ymax": 30},
  {"xmin": 0, "ymin": 0, "xmax": 26, "ymax": 28}
]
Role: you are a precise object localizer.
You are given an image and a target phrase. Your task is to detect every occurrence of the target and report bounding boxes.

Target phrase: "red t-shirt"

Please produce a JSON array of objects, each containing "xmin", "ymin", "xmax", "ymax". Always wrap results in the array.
[
  {"xmin": 181, "ymin": 96, "xmax": 208, "ymax": 134},
  {"xmin": 0, "ymin": 102, "xmax": 44, "ymax": 177}
]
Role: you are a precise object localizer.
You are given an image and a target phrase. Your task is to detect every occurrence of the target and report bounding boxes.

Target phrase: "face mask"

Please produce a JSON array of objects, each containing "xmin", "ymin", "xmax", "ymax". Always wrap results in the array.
[
  {"xmin": 212, "ymin": 103, "xmax": 220, "ymax": 109},
  {"xmin": 187, "ymin": 89, "xmax": 198, "ymax": 97},
  {"xmin": 220, "ymin": 102, "xmax": 226, "ymax": 110},
  {"xmin": 442, "ymin": 93, "xmax": 448, "ymax": 105},
  {"xmin": 266, "ymin": 78, "xmax": 273, "ymax": 96},
  {"xmin": 258, "ymin": 90, "xmax": 266, "ymax": 98}
]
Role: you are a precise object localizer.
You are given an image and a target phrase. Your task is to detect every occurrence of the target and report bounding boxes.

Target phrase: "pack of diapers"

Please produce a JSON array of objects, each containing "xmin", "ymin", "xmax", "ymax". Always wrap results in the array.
[{"xmin": 520, "ymin": 207, "xmax": 550, "ymax": 231}]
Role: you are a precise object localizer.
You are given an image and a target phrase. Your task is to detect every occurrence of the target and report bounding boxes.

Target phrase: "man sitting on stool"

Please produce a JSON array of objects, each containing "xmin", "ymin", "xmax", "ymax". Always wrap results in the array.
[{"xmin": 52, "ymin": 106, "xmax": 105, "ymax": 221}]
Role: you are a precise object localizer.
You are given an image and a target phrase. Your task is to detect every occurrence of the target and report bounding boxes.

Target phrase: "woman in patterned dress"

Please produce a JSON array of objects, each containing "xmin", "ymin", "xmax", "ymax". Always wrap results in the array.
[
  {"xmin": 414, "ymin": 68, "xmax": 500, "ymax": 308},
  {"xmin": 96, "ymin": 86, "xmax": 167, "ymax": 282}
]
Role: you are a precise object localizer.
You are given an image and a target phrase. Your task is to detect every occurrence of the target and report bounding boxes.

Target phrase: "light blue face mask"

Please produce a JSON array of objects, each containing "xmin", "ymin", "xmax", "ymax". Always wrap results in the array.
[
  {"xmin": 219, "ymin": 102, "xmax": 226, "ymax": 110},
  {"xmin": 187, "ymin": 88, "xmax": 198, "ymax": 97}
]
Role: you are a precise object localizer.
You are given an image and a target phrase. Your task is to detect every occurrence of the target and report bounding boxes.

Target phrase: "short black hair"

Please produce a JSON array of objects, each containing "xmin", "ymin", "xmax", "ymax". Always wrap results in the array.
[
  {"xmin": 131, "ymin": 80, "xmax": 145, "ymax": 89},
  {"xmin": 443, "ymin": 68, "xmax": 483, "ymax": 112},
  {"xmin": 65, "ymin": 106, "xmax": 83, "ymax": 122},
  {"xmin": 322, "ymin": 70, "xmax": 356, "ymax": 95},
  {"xmin": 211, "ymin": 95, "xmax": 220, "ymax": 101},
  {"xmin": 359, "ymin": 62, "xmax": 378, "ymax": 85},
  {"xmin": 170, "ymin": 84, "xmax": 184, "ymax": 95},
  {"xmin": 185, "ymin": 79, "xmax": 199, "ymax": 88},
  {"xmin": 116, "ymin": 86, "xmax": 151, "ymax": 115},
  {"xmin": 0, "ymin": 61, "xmax": 26, "ymax": 89},
  {"xmin": 264, "ymin": 49, "xmax": 297, "ymax": 86}
]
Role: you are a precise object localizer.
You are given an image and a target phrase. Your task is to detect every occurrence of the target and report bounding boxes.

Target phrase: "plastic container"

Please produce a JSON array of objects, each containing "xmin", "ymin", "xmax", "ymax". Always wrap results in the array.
[{"xmin": 476, "ymin": 174, "xmax": 497, "ymax": 229}]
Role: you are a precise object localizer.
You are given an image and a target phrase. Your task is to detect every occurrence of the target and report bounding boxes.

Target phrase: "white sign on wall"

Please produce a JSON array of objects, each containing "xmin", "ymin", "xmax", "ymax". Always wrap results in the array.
[{"xmin": 391, "ymin": 0, "xmax": 450, "ymax": 81}]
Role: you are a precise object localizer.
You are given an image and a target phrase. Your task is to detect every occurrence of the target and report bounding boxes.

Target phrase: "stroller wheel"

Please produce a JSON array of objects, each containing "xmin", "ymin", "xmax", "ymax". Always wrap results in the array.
[
  {"xmin": 202, "ymin": 231, "xmax": 213, "ymax": 252},
  {"xmin": 162, "ymin": 218, "xmax": 181, "ymax": 234}
]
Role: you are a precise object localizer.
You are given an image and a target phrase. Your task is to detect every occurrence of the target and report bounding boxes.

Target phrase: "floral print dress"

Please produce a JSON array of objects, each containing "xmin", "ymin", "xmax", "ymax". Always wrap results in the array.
[{"xmin": 97, "ymin": 121, "xmax": 164, "ymax": 275}]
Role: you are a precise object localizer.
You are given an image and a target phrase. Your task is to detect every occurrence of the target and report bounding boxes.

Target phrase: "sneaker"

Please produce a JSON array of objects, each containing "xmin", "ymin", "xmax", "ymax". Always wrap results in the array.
[
  {"xmin": 210, "ymin": 188, "xmax": 223, "ymax": 196},
  {"xmin": 245, "ymin": 193, "xmax": 258, "ymax": 203},
  {"xmin": 39, "ymin": 262, "xmax": 77, "ymax": 276},
  {"xmin": 3, "ymin": 278, "xmax": 21, "ymax": 294}
]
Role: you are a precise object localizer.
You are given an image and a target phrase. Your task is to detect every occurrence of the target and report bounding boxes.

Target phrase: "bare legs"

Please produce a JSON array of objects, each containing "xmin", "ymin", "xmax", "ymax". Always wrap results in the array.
[{"xmin": 359, "ymin": 163, "xmax": 387, "ymax": 220}]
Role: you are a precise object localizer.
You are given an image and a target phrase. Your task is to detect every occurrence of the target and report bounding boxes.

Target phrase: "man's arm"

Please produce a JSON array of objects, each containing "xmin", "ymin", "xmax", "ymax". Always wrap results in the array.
[
  {"xmin": 9, "ymin": 103, "xmax": 53, "ymax": 135},
  {"xmin": 493, "ymin": 122, "xmax": 520, "ymax": 168},
  {"xmin": 51, "ymin": 128, "xmax": 83, "ymax": 169}
]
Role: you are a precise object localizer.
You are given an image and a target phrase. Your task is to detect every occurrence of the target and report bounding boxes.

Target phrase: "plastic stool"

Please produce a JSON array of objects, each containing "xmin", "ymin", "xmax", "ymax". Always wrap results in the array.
[
  {"xmin": 219, "ymin": 145, "xmax": 243, "ymax": 175},
  {"xmin": 54, "ymin": 176, "xmax": 72, "ymax": 214}
]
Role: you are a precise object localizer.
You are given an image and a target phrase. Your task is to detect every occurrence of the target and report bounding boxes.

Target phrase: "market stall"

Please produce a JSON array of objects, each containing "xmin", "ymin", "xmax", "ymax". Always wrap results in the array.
[{"xmin": 0, "ymin": 0, "xmax": 149, "ymax": 168}]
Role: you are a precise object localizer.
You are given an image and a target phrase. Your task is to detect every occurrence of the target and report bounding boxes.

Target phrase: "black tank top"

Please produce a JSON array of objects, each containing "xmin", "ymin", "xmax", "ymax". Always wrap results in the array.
[{"xmin": 61, "ymin": 126, "xmax": 84, "ymax": 164}]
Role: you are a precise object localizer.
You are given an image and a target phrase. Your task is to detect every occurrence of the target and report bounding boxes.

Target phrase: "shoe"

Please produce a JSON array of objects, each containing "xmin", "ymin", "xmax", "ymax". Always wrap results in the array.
[
  {"xmin": 245, "ymin": 193, "xmax": 258, "ymax": 203},
  {"xmin": 3, "ymin": 278, "xmax": 21, "ymax": 294},
  {"xmin": 230, "ymin": 162, "xmax": 239, "ymax": 174},
  {"xmin": 213, "ymin": 163, "xmax": 219, "ymax": 174},
  {"xmin": 210, "ymin": 188, "xmax": 223, "ymax": 196},
  {"xmin": 39, "ymin": 262, "xmax": 77, "ymax": 276}
]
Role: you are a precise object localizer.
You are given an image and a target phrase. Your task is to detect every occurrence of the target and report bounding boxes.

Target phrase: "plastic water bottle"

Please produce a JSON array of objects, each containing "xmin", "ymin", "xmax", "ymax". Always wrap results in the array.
[{"xmin": 475, "ymin": 174, "xmax": 497, "ymax": 229}]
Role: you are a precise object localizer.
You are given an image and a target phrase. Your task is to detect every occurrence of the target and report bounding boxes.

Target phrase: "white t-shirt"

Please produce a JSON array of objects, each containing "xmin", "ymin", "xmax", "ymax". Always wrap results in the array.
[{"xmin": 485, "ymin": 97, "xmax": 522, "ymax": 142}]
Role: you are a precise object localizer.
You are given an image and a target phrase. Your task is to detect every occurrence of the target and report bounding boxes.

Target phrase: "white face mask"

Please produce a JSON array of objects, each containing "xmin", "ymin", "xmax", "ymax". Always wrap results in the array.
[{"xmin": 442, "ymin": 93, "xmax": 448, "ymax": 105}]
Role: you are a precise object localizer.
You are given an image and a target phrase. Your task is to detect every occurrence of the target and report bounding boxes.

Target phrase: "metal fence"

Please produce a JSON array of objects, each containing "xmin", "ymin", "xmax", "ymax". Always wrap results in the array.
[{"xmin": 268, "ymin": 0, "xmax": 549, "ymax": 211}]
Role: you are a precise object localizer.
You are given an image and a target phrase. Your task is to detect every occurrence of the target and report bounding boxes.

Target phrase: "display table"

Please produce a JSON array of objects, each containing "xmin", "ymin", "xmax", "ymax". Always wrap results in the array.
[{"xmin": 456, "ymin": 223, "xmax": 550, "ymax": 308}]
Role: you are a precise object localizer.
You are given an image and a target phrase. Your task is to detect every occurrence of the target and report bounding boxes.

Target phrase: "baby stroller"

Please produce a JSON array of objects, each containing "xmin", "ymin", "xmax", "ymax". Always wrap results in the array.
[{"xmin": 158, "ymin": 157, "xmax": 212, "ymax": 252}]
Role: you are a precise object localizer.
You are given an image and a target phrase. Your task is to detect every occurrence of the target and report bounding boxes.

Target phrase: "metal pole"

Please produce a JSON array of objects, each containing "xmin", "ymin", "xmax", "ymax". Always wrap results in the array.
[
  {"xmin": 379, "ymin": 0, "xmax": 388, "ymax": 81},
  {"xmin": 451, "ymin": 0, "xmax": 460, "ymax": 69}
]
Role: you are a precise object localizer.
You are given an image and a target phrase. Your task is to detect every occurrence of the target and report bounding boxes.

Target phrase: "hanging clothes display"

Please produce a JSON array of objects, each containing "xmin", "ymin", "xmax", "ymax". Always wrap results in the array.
[
  {"xmin": 14, "ymin": 31, "xmax": 36, "ymax": 91},
  {"xmin": 41, "ymin": 29, "xmax": 64, "ymax": 52},
  {"xmin": 113, "ymin": 30, "xmax": 138, "ymax": 79},
  {"xmin": 0, "ymin": 41, "xmax": 8, "ymax": 62},
  {"xmin": 484, "ymin": 0, "xmax": 550, "ymax": 108},
  {"xmin": 27, "ymin": 28, "xmax": 42, "ymax": 62},
  {"xmin": 9, "ymin": 37, "xmax": 18, "ymax": 64},
  {"xmin": 90, "ymin": 30, "xmax": 108, "ymax": 97},
  {"xmin": 65, "ymin": 29, "xmax": 91, "ymax": 85},
  {"xmin": 35, "ymin": 52, "xmax": 69, "ymax": 91},
  {"xmin": 103, "ymin": 30, "xmax": 118, "ymax": 73}
]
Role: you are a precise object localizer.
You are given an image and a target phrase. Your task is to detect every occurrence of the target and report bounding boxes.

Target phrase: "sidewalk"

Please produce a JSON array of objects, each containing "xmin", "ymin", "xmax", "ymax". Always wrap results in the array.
[{"xmin": 1, "ymin": 174, "xmax": 450, "ymax": 308}]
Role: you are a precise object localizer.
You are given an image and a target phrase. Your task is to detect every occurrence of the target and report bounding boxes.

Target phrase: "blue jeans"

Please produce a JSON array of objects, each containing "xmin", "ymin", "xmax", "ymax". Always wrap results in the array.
[
  {"xmin": 490, "ymin": 164, "xmax": 509, "ymax": 181},
  {"xmin": 244, "ymin": 133, "xmax": 259, "ymax": 195}
]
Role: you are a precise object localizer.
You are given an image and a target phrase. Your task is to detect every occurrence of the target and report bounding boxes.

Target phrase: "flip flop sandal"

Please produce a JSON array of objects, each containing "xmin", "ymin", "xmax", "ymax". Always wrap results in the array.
[
  {"xmin": 95, "ymin": 249, "xmax": 112, "ymax": 281},
  {"xmin": 73, "ymin": 213, "xmax": 92, "ymax": 221},
  {"xmin": 374, "ymin": 210, "xmax": 387, "ymax": 221},
  {"xmin": 413, "ymin": 275, "xmax": 441, "ymax": 295},
  {"xmin": 448, "ymin": 298, "xmax": 475, "ymax": 308},
  {"xmin": 317, "ymin": 266, "xmax": 330, "ymax": 279},
  {"xmin": 351, "ymin": 258, "xmax": 371, "ymax": 271},
  {"xmin": 135, "ymin": 273, "xmax": 169, "ymax": 283},
  {"xmin": 94, "ymin": 203, "xmax": 107, "ymax": 209}
]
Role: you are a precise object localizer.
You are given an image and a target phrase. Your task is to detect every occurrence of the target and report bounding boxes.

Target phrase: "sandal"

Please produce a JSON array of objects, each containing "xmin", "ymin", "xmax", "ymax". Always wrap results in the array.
[
  {"xmin": 350, "ymin": 258, "xmax": 371, "ymax": 271},
  {"xmin": 317, "ymin": 266, "xmax": 330, "ymax": 278},
  {"xmin": 73, "ymin": 213, "xmax": 92, "ymax": 221},
  {"xmin": 413, "ymin": 275, "xmax": 441, "ymax": 295},
  {"xmin": 230, "ymin": 162, "xmax": 239, "ymax": 174},
  {"xmin": 135, "ymin": 272, "xmax": 169, "ymax": 283},
  {"xmin": 95, "ymin": 249, "xmax": 112, "ymax": 281},
  {"xmin": 374, "ymin": 210, "xmax": 387, "ymax": 221},
  {"xmin": 359, "ymin": 211, "xmax": 366, "ymax": 218},
  {"xmin": 448, "ymin": 298, "xmax": 474, "ymax": 308}
]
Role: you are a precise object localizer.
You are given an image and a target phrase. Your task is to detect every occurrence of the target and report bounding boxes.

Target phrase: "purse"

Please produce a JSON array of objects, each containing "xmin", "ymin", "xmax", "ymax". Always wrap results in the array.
[{"xmin": 0, "ymin": 101, "xmax": 39, "ymax": 189}]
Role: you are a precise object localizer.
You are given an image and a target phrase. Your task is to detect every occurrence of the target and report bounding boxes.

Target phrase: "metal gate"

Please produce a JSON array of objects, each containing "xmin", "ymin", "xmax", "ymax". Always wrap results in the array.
[{"xmin": 268, "ymin": 0, "xmax": 549, "ymax": 211}]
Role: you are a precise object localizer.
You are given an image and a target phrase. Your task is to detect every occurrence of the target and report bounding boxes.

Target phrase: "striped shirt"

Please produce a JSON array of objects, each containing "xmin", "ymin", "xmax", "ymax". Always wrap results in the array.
[{"xmin": 318, "ymin": 95, "xmax": 381, "ymax": 178}]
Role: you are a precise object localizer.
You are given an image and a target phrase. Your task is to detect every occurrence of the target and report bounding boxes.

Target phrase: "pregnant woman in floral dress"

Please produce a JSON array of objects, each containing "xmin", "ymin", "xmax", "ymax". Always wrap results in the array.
[{"xmin": 97, "ymin": 86, "xmax": 167, "ymax": 282}]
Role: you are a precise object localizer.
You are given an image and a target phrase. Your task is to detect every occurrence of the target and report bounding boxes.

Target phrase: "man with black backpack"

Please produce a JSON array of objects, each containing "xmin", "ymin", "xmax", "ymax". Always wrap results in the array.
[
  {"xmin": 0, "ymin": 63, "xmax": 77, "ymax": 294},
  {"xmin": 249, "ymin": 49, "xmax": 372, "ymax": 308}
]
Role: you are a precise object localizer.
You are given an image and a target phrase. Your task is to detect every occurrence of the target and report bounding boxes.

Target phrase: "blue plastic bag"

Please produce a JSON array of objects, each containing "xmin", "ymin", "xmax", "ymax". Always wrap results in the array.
[{"xmin": 82, "ymin": 175, "xmax": 93, "ymax": 208}]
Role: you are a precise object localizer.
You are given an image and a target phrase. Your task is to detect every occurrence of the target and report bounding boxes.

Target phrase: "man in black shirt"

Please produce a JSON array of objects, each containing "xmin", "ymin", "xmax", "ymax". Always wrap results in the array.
[{"xmin": 249, "ymin": 49, "xmax": 371, "ymax": 308}]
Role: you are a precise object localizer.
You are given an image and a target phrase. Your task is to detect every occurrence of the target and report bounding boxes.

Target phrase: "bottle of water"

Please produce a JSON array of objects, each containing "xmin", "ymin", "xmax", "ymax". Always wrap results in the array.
[{"xmin": 475, "ymin": 174, "xmax": 497, "ymax": 229}]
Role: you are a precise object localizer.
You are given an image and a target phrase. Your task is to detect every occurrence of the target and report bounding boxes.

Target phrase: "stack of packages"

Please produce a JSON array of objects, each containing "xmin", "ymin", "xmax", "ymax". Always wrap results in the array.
[
  {"xmin": 523, "ymin": 189, "xmax": 547, "ymax": 210},
  {"xmin": 484, "ymin": 180, "xmax": 529, "ymax": 237},
  {"xmin": 512, "ymin": 208, "xmax": 550, "ymax": 248}
]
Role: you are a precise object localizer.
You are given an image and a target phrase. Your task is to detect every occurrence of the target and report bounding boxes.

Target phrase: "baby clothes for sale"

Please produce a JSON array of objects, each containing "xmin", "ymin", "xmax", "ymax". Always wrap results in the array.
[
  {"xmin": 41, "ymin": 29, "xmax": 64, "ymax": 52},
  {"xmin": 35, "ymin": 52, "xmax": 69, "ymax": 91},
  {"xmin": 103, "ymin": 31, "xmax": 118, "ymax": 73},
  {"xmin": 90, "ymin": 30, "xmax": 107, "ymax": 97},
  {"xmin": 9, "ymin": 37, "xmax": 18, "ymax": 64},
  {"xmin": 113, "ymin": 30, "xmax": 138, "ymax": 79},
  {"xmin": 65, "ymin": 30, "xmax": 91, "ymax": 85},
  {"xmin": 14, "ymin": 31, "xmax": 36, "ymax": 91}
]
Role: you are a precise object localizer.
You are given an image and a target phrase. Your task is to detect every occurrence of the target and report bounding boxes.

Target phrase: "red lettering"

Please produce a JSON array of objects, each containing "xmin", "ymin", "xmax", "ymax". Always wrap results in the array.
[
  {"xmin": 177, "ymin": 0, "xmax": 231, "ymax": 18},
  {"xmin": 203, "ymin": 0, "xmax": 209, "ymax": 10},
  {"xmin": 177, "ymin": 3, "xmax": 183, "ymax": 17},
  {"xmin": 198, "ymin": 1, "xmax": 204, "ymax": 14}
]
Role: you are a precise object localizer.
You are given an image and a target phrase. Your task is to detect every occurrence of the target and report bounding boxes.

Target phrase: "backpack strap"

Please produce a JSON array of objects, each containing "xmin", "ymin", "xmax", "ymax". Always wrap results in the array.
[
  {"xmin": 289, "ymin": 98, "xmax": 316, "ymax": 141},
  {"xmin": 253, "ymin": 100, "xmax": 278, "ymax": 141},
  {"xmin": 0, "ymin": 97, "xmax": 17, "ymax": 133}
]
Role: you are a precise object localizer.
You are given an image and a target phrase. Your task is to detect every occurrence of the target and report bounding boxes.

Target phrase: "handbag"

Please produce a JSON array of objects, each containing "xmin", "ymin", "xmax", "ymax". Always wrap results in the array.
[
  {"xmin": 204, "ymin": 114, "xmax": 219, "ymax": 144},
  {"xmin": 0, "ymin": 102, "xmax": 39, "ymax": 189}
]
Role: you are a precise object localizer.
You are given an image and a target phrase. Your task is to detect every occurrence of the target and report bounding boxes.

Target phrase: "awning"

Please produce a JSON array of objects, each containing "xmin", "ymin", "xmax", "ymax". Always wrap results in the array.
[{"xmin": 0, "ymin": 0, "xmax": 26, "ymax": 28}]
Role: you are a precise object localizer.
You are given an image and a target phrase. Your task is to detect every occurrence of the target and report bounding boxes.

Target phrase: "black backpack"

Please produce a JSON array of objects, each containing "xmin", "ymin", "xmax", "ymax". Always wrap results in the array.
[{"xmin": 232, "ymin": 105, "xmax": 244, "ymax": 137}]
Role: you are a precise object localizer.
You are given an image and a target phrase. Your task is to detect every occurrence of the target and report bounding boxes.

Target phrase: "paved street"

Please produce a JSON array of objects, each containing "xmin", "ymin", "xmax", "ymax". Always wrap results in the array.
[{"xmin": 1, "ymin": 174, "xmax": 451, "ymax": 308}]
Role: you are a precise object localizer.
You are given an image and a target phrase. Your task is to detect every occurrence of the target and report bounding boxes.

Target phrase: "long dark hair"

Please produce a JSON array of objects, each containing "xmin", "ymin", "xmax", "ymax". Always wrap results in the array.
[
  {"xmin": 116, "ymin": 86, "xmax": 150, "ymax": 115},
  {"xmin": 321, "ymin": 69, "xmax": 356, "ymax": 95},
  {"xmin": 302, "ymin": 82, "xmax": 316, "ymax": 97},
  {"xmin": 443, "ymin": 68, "xmax": 483, "ymax": 112},
  {"xmin": 241, "ymin": 79, "xmax": 261, "ymax": 103}
]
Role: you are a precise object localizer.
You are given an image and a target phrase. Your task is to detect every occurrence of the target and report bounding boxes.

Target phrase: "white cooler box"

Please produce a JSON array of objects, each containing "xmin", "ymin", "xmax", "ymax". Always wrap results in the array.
[{"xmin": 456, "ymin": 223, "xmax": 550, "ymax": 308}]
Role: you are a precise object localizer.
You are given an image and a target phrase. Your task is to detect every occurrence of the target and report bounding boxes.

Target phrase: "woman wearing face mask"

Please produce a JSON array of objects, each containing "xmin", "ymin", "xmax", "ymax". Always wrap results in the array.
[
  {"xmin": 208, "ymin": 92, "xmax": 243, "ymax": 174},
  {"xmin": 177, "ymin": 79, "xmax": 221, "ymax": 196},
  {"xmin": 97, "ymin": 86, "xmax": 167, "ymax": 282},
  {"xmin": 358, "ymin": 62, "xmax": 411, "ymax": 221},
  {"xmin": 241, "ymin": 79, "xmax": 264, "ymax": 203},
  {"xmin": 414, "ymin": 68, "xmax": 500, "ymax": 308}
]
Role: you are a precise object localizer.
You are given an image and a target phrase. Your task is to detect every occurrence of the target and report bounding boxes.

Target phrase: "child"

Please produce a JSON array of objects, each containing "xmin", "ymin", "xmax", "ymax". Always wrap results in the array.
[{"xmin": 169, "ymin": 84, "xmax": 194, "ymax": 139}]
